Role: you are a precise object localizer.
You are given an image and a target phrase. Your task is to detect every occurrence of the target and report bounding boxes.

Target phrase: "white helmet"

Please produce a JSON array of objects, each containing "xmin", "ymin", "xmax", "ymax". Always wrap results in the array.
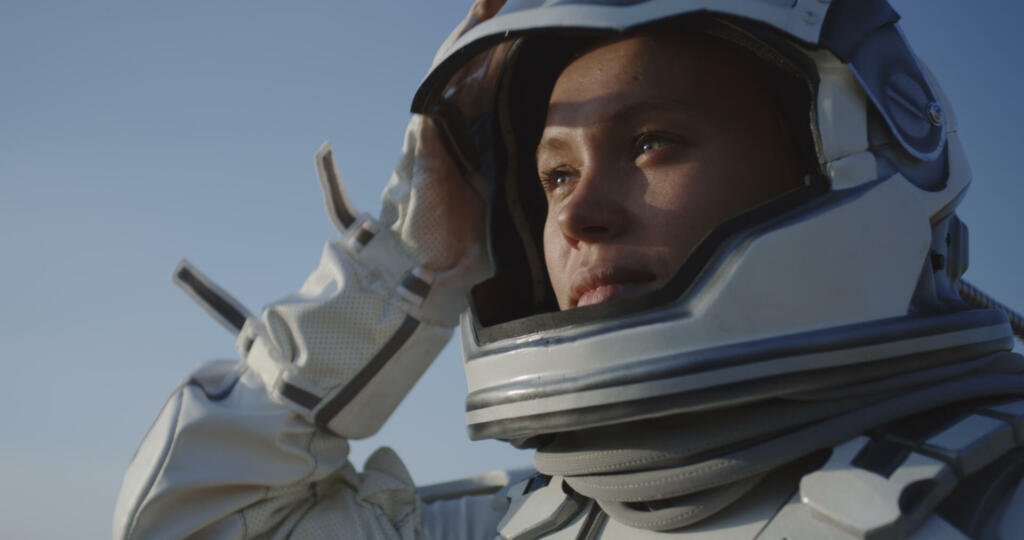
[{"xmin": 411, "ymin": 0, "xmax": 1017, "ymax": 444}]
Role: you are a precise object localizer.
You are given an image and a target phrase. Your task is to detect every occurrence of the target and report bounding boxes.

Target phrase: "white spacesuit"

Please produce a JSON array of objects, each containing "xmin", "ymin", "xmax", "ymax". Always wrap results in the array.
[{"xmin": 114, "ymin": 1, "xmax": 1024, "ymax": 538}]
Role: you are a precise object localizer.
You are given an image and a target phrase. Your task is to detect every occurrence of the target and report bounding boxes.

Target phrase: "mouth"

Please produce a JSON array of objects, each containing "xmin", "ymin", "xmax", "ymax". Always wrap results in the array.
[{"xmin": 569, "ymin": 265, "xmax": 658, "ymax": 309}]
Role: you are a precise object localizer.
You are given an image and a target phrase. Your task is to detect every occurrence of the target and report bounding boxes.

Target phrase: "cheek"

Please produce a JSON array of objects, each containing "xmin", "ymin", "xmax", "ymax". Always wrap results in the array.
[
  {"xmin": 648, "ymin": 138, "xmax": 797, "ymax": 263},
  {"xmin": 644, "ymin": 163, "xmax": 717, "ymax": 231},
  {"xmin": 659, "ymin": 145, "xmax": 754, "ymax": 218},
  {"xmin": 542, "ymin": 214, "xmax": 570, "ymax": 304},
  {"xmin": 641, "ymin": 160, "xmax": 739, "ymax": 268}
]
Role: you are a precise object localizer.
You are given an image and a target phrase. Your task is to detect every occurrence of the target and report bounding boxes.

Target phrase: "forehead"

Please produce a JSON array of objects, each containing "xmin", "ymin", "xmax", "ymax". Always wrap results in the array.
[{"xmin": 545, "ymin": 30, "xmax": 764, "ymax": 123}]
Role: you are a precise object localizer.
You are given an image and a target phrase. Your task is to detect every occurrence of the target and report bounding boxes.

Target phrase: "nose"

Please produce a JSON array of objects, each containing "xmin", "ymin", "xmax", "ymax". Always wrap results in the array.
[{"xmin": 554, "ymin": 164, "xmax": 629, "ymax": 246}]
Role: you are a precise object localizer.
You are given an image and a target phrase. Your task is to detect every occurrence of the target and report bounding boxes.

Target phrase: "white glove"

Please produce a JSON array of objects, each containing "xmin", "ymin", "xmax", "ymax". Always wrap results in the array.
[
  {"xmin": 240, "ymin": 1, "xmax": 505, "ymax": 439},
  {"xmin": 115, "ymin": 5, "xmax": 511, "ymax": 539}
]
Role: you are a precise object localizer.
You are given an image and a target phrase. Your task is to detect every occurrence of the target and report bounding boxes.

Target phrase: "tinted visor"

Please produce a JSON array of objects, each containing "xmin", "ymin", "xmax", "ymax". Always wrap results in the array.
[
  {"xmin": 420, "ymin": 42, "xmax": 513, "ymax": 202},
  {"xmin": 410, "ymin": 0, "xmax": 834, "ymax": 173}
]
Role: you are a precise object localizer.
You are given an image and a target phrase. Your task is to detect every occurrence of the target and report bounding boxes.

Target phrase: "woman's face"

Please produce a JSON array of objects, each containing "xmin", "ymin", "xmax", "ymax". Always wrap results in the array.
[{"xmin": 537, "ymin": 32, "xmax": 804, "ymax": 310}]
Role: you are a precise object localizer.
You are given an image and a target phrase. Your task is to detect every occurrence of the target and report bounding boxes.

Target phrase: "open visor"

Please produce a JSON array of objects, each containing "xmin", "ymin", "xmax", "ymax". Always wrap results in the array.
[
  {"xmin": 413, "ymin": 0, "xmax": 945, "ymax": 185},
  {"xmin": 410, "ymin": 0, "xmax": 836, "ymax": 184},
  {"xmin": 416, "ymin": 42, "xmax": 514, "ymax": 203}
]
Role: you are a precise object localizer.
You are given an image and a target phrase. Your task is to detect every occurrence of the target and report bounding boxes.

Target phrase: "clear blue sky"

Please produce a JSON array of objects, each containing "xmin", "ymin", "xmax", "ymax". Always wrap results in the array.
[{"xmin": 1, "ymin": 2, "xmax": 1021, "ymax": 537}]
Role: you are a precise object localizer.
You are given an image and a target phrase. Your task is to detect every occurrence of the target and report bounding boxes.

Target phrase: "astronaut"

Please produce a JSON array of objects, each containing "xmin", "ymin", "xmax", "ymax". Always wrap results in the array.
[{"xmin": 114, "ymin": 0, "xmax": 1024, "ymax": 538}]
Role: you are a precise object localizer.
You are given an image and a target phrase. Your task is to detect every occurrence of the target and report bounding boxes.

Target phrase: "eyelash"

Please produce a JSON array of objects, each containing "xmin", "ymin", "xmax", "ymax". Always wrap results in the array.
[
  {"xmin": 537, "ymin": 131, "xmax": 679, "ymax": 193},
  {"xmin": 633, "ymin": 131, "xmax": 673, "ymax": 158},
  {"xmin": 539, "ymin": 167, "xmax": 575, "ymax": 193}
]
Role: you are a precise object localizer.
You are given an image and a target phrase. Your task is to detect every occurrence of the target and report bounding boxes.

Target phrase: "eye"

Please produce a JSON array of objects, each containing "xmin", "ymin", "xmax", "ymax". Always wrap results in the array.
[
  {"xmin": 539, "ymin": 168, "xmax": 577, "ymax": 193},
  {"xmin": 634, "ymin": 132, "xmax": 673, "ymax": 157},
  {"xmin": 640, "ymin": 138, "xmax": 667, "ymax": 153},
  {"xmin": 630, "ymin": 132, "xmax": 679, "ymax": 159}
]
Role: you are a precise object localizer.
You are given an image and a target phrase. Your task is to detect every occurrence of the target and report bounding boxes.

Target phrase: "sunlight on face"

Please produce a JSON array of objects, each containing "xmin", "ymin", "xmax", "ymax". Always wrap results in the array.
[{"xmin": 537, "ymin": 31, "xmax": 804, "ymax": 310}]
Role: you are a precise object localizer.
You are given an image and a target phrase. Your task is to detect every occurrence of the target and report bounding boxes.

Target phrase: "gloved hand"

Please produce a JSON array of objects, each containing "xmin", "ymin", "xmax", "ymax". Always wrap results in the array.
[
  {"xmin": 238, "ymin": 0, "xmax": 506, "ymax": 439},
  {"xmin": 376, "ymin": 111, "xmax": 490, "ymax": 326},
  {"xmin": 115, "ymin": 5, "xmax": 512, "ymax": 538},
  {"xmin": 318, "ymin": 0, "xmax": 509, "ymax": 328}
]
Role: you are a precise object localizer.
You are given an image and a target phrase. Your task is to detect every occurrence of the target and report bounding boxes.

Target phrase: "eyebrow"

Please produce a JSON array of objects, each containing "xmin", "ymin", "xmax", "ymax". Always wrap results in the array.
[
  {"xmin": 607, "ymin": 97, "xmax": 697, "ymax": 124},
  {"xmin": 536, "ymin": 135, "xmax": 571, "ymax": 157},
  {"xmin": 537, "ymin": 96, "xmax": 697, "ymax": 156}
]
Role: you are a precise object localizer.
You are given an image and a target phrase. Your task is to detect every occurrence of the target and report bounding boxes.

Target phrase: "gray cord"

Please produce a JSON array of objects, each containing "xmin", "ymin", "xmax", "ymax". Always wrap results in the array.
[
  {"xmin": 596, "ymin": 474, "xmax": 766, "ymax": 531},
  {"xmin": 560, "ymin": 369, "xmax": 1024, "ymax": 503},
  {"xmin": 539, "ymin": 353, "xmax": 1024, "ymax": 531},
  {"xmin": 958, "ymin": 280, "xmax": 1024, "ymax": 340},
  {"xmin": 535, "ymin": 353, "xmax": 1002, "ymax": 476}
]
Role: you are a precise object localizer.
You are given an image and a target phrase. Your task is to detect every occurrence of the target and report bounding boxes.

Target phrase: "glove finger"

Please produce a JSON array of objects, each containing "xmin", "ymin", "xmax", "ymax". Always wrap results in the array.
[{"xmin": 383, "ymin": 115, "xmax": 485, "ymax": 272}]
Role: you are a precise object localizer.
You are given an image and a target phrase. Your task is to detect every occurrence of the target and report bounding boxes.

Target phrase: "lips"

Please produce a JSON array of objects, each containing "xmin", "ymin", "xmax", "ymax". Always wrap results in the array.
[{"xmin": 569, "ymin": 264, "xmax": 658, "ymax": 308}]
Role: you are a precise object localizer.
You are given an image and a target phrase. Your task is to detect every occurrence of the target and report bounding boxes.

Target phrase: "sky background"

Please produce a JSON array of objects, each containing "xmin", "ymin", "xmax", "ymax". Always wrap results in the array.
[{"xmin": 2, "ymin": 1, "xmax": 1022, "ymax": 538}]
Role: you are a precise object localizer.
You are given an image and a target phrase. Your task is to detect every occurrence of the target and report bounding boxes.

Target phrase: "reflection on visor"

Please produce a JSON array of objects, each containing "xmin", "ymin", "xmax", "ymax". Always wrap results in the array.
[
  {"xmin": 426, "ymin": 42, "xmax": 513, "ymax": 181},
  {"xmin": 502, "ymin": 0, "xmax": 651, "ymax": 12}
]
